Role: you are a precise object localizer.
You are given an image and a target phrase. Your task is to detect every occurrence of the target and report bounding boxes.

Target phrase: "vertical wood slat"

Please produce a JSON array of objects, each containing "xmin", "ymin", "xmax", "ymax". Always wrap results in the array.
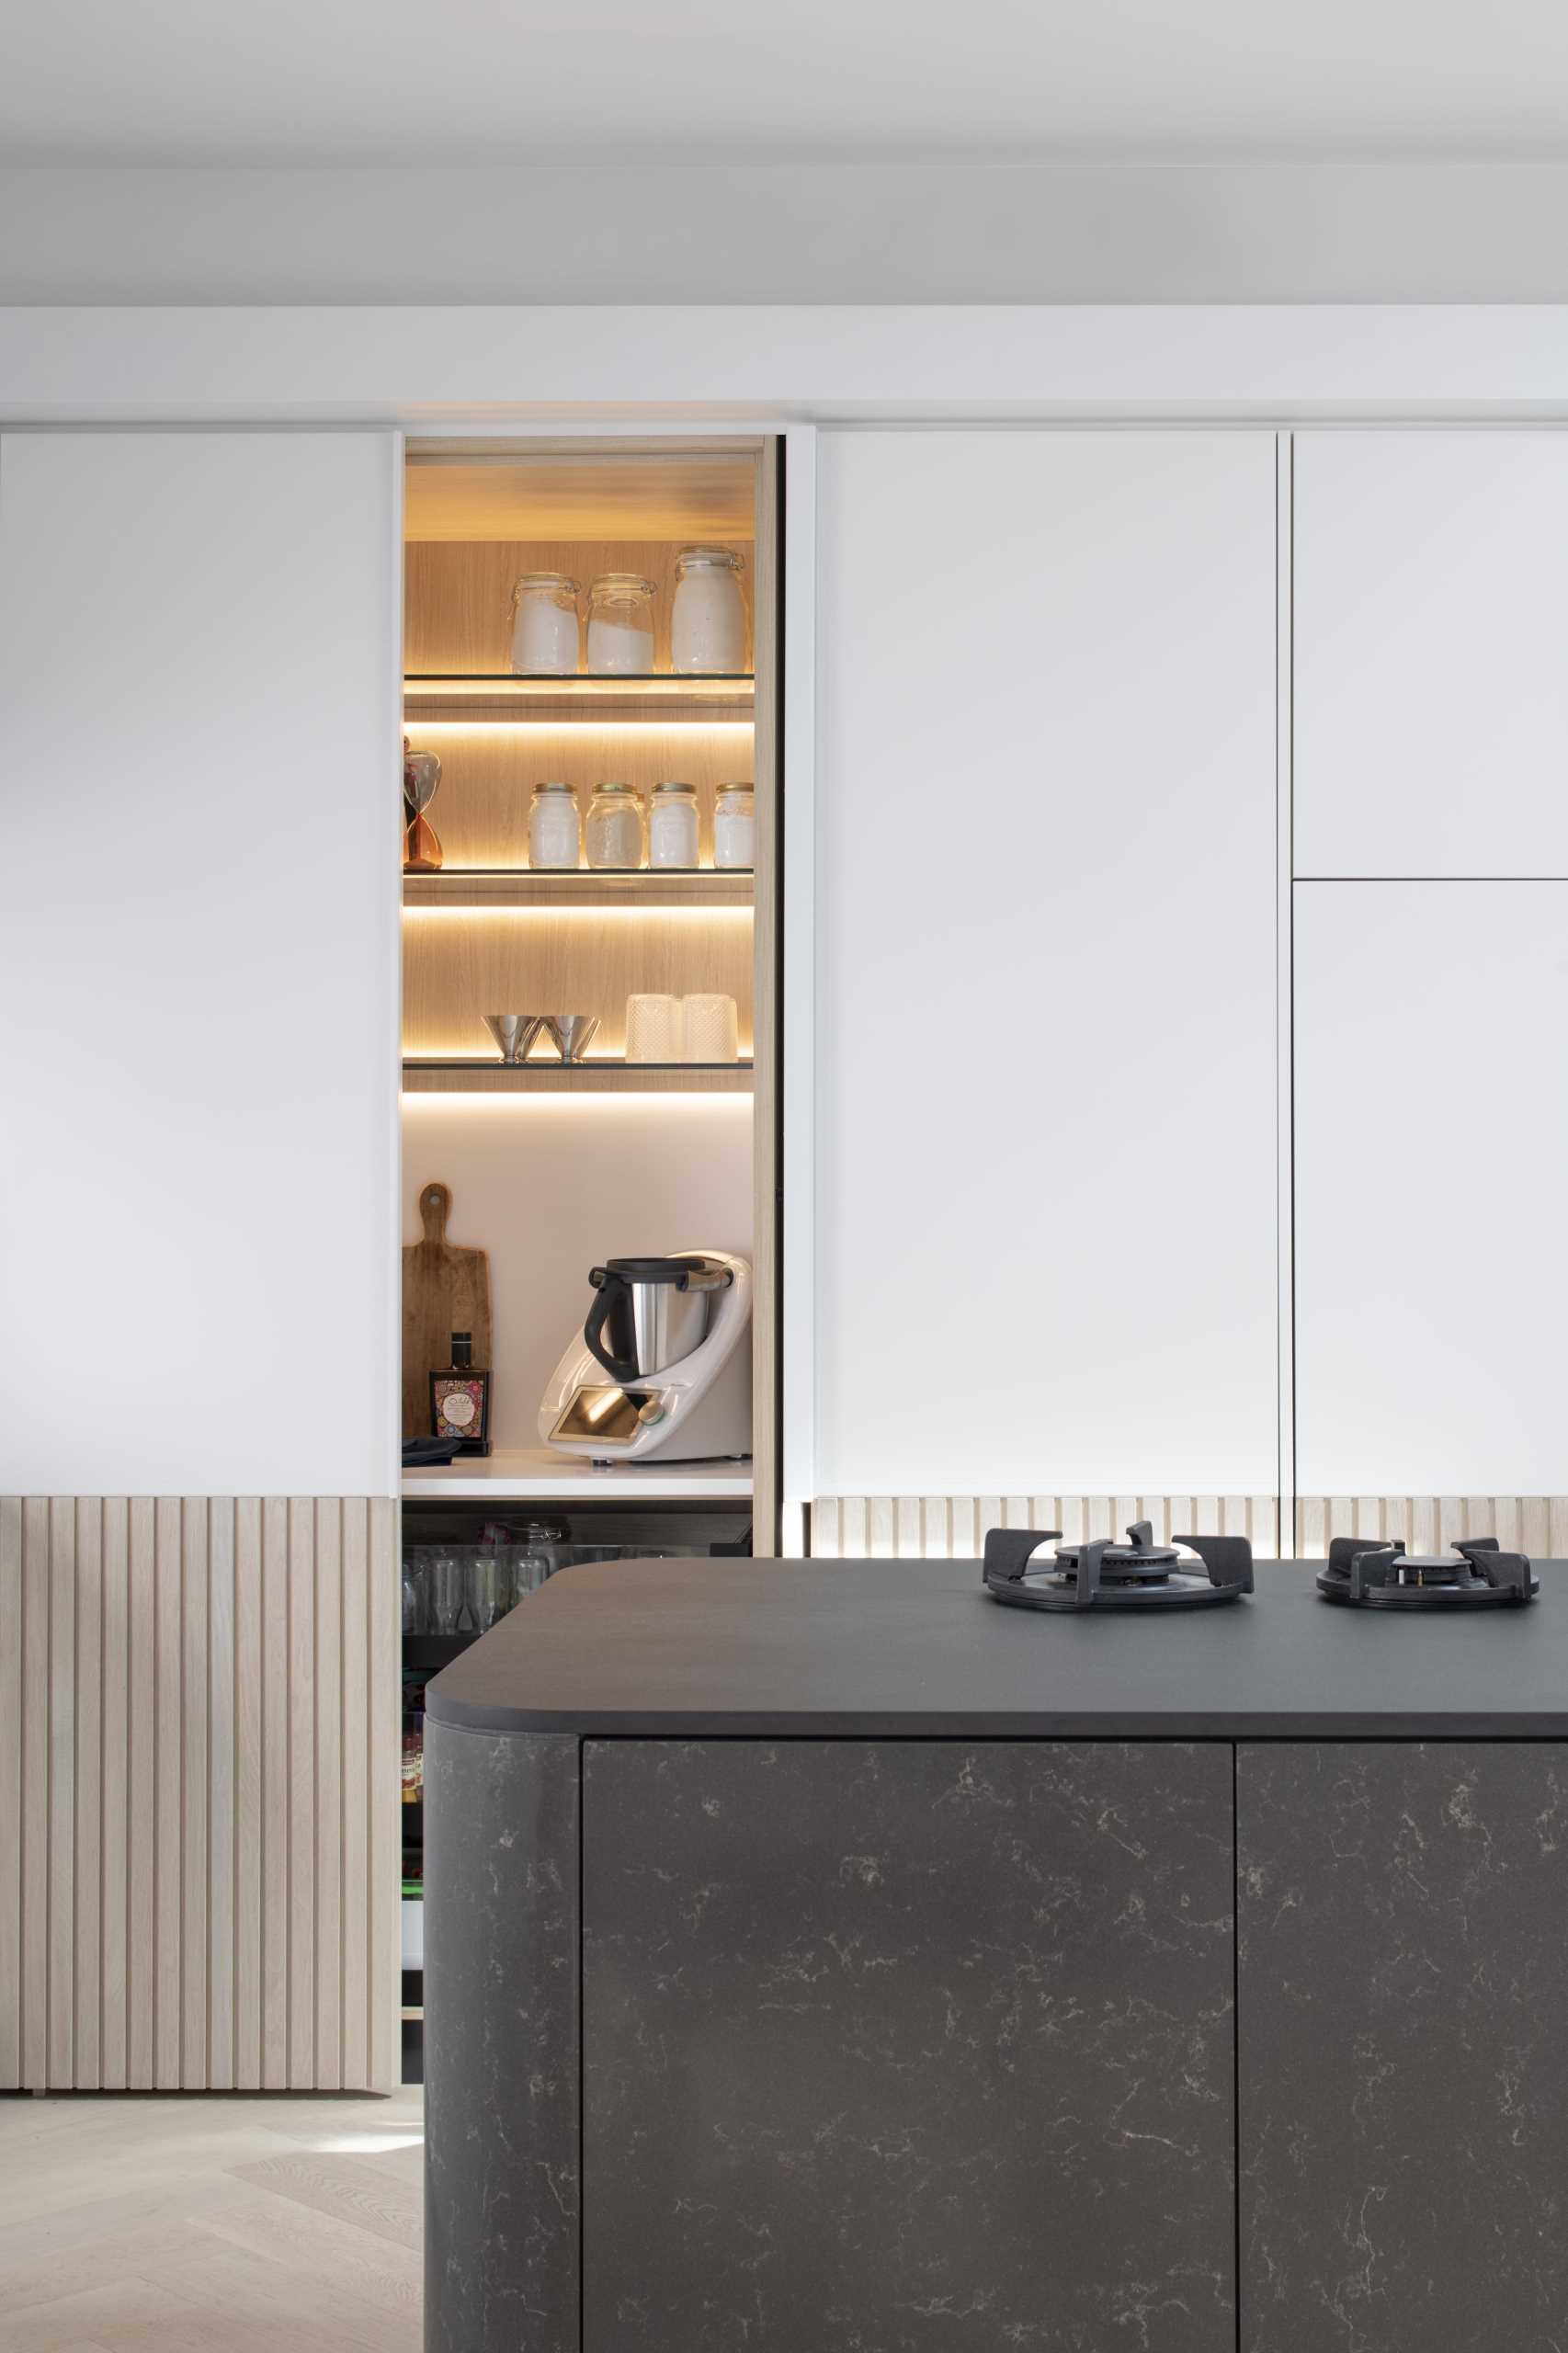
[
  {"xmin": 208, "ymin": 1498, "xmax": 235, "ymax": 2090},
  {"xmin": 0, "ymin": 1499, "xmax": 21, "ymax": 2087},
  {"xmin": 1, "ymin": 1492, "xmax": 400, "ymax": 2094},
  {"xmin": 127, "ymin": 1498, "xmax": 155, "ymax": 2087},
  {"xmin": 47, "ymin": 1495, "xmax": 75, "ymax": 2088},
  {"xmin": 233, "ymin": 1497, "xmax": 263, "ymax": 2090},
  {"xmin": 368, "ymin": 1496, "xmax": 400, "ymax": 2094},
  {"xmin": 288, "ymin": 1499, "xmax": 316, "ymax": 2086},
  {"xmin": 314, "ymin": 1499, "xmax": 344, "ymax": 2090},
  {"xmin": 260, "ymin": 1496, "xmax": 290, "ymax": 2088},
  {"xmin": 20, "ymin": 1499, "xmax": 47, "ymax": 2089},
  {"xmin": 341, "ymin": 1499, "xmax": 369, "ymax": 2093},
  {"xmin": 181, "ymin": 1499, "xmax": 209, "ymax": 2087},
  {"xmin": 153, "ymin": 1497, "xmax": 182, "ymax": 2088},
  {"xmin": 100, "ymin": 1500, "xmax": 128, "ymax": 2087},
  {"xmin": 74, "ymin": 1498, "xmax": 102, "ymax": 2087}
]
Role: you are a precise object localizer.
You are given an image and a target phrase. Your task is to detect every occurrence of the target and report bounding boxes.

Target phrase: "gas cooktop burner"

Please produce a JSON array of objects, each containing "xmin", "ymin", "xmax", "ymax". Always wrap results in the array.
[
  {"xmin": 983, "ymin": 1520, "xmax": 1254, "ymax": 1612},
  {"xmin": 1316, "ymin": 1535, "xmax": 1538, "ymax": 1608}
]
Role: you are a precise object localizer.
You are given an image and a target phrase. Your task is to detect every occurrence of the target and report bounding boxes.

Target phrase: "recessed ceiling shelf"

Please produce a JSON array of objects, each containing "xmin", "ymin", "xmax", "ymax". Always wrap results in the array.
[
  {"xmin": 403, "ymin": 869, "xmax": 754, "ymax": 910},
  {"xmin": 403, "ymin": 1059, "xmax": 754, "ymax": 1095},
  {"xmin": 403, "ymin": 673, "xmax": 754, "ymax": 723}
]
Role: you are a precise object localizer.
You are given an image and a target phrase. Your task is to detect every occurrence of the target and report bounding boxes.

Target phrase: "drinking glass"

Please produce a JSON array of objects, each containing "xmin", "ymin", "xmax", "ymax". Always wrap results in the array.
[
  {"xmin": 430, "ymin": 1552, "xmax": 472, "ymax": 1635},
  {"xmin": 470, "ymin": 1552, "xmax": 510, "ymax": 1632},
  {"xmin": 401, "ymin": 1555, "xmax": 426, "ymax": 1634}
]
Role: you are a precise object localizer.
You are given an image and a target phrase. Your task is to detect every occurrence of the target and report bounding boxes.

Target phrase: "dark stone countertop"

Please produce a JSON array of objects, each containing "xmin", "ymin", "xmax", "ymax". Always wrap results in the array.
[{"xmin": 423, "ymin": 1552, "xmax": 1568, "ymax": 1740}]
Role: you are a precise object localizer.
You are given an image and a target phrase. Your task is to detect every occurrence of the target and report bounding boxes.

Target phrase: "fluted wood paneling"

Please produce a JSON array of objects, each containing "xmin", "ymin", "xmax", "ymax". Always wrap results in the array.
[
  {"xmin": 1294, "ymin": 1496, "xmax": 1568, "ymax": 1559},
  {"xmin": 0, "ymin": 1495, "xmax": 400, "ymax": 2093},
  {"xmin": 811, "ymin": 1494, "xmax": 1281, "ymax": 1560}
]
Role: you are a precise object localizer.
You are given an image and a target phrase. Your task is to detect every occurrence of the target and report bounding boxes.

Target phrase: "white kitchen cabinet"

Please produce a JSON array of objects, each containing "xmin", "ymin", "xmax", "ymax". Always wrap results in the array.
[
  {"xmin": 1294, "ymin": 881, "xmax": 1568, "ymax": 1495},
  {"xmin": 0, "ymin": 430, "xmax": 402, "ymax": 1497},
  {"xmin": 812, "ymin": 429, "xmax": 1279, "ymax": 1500},
  {"xmin": 0, "ymin": 431, "xmax": 402, "ymax": 2090},
  {"xmin": 1294, "ymin": 432, "xmax": 1568, "ymax": 880}
]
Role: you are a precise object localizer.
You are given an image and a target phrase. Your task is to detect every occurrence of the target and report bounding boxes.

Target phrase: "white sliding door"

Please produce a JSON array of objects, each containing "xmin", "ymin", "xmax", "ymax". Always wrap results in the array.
[
  {"xmin": 0, "ymin": 431, "xmax": 401, "ymax": 1497},
  {"xmin": 0, "ymin": 431, "xmax": 401, "ymax": 2090},
  {"xmin": 812, "ymin": 429, "xmax": 1278, "ymax": 1506}
]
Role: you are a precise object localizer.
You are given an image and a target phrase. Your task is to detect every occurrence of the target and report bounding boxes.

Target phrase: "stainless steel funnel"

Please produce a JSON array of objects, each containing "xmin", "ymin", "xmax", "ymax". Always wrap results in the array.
[
  {"xmin": 484, "ymin": 1013, "xmax": 547, "ymax": 1064},
  {"xmin": 543, "ymin": 1014, "xmax": 601, "ymax": 1064}
]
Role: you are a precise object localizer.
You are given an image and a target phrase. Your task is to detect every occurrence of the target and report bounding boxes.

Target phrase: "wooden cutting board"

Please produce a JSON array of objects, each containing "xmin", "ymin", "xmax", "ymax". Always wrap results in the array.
[{"xmin": 402, "ymin": 1180, "xmax": 494, "ymax": 1438}]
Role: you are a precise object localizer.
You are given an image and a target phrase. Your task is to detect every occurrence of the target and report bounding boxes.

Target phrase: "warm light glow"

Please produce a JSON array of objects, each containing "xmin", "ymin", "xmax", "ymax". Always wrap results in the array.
[
  {"xmin": 401, "ymin": 1090, "xmax": 753, "ymax": 1109},
  {"xmin": 402, "ymin": 902, "xmax": 754, "ymax": 920},
  {"xmin": 405, "ymin": 720, "xmax": 754, "ymax": 737}
]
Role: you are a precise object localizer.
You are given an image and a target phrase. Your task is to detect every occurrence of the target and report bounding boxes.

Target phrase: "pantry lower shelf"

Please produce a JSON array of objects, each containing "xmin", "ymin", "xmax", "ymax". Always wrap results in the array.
[{"xmin": 402, "ymin": 1059, "xmax": 754, "ymax": 1094}]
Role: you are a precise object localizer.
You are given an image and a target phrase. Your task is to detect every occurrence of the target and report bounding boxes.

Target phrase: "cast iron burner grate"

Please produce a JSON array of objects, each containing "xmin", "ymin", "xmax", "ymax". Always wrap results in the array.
[
  {"xmin": 983, "ymin": 1519, "xmax": 1254, "ymax": 1612},
  {"xmin": 1315, "ymin": 1535, "xmax": 1538, "ymax": 1608}
]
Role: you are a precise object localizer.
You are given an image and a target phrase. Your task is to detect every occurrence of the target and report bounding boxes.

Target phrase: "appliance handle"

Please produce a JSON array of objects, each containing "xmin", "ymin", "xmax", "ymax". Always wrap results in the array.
[{"xmin": 585, "ymin": 1268, "xmax": 640, "ymax": 1384}]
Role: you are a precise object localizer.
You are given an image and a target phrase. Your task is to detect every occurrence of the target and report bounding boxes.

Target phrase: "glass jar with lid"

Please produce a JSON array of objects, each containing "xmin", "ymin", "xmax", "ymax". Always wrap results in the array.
[
  {"xmin": 670, "ymin": 547, "xmax": 747, "ymax": 675},
  {"xmin": 508, "ymin": 573, "xmax": 580, "ymax": 676},
  {"xmin": 585, "ymin": 574, "xmax": 657, "ymax": 676},
  {"xmin": 712, "ymin": 782, "xmax": 756, "ymax": 870},
  {"xmin": 647, "ymin": 780, "xmax": 700, "ymax": 869},
  {"xmin": 528, "ymin": 781, "xmax": 580, "ymax": 870},
  {"xmin": 585, "ymin": 782, "xmax": 645, "ymax": 870}
]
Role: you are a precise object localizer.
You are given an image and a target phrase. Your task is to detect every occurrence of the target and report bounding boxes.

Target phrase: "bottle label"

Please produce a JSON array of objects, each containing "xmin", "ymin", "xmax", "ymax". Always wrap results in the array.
[{"xmin": 434, "ymin": 1380, "xmax": 481, "ymax": 1431}]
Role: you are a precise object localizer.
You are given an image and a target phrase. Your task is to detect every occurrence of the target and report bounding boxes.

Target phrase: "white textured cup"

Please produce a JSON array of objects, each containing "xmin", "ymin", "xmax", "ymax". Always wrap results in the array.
[
  {"xmin": 625, "ymin": 993, "xmax": 684, "ymax": 1063},
  {"xmin": 680, "ymin": 993, "xmax": 740, "ymax": 1063}
]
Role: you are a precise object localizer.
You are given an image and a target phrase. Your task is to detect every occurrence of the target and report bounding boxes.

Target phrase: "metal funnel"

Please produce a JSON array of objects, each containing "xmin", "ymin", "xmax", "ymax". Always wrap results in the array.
[
  {"xmin": 543, "ymin": 1014, "xmax": 601, "ymax": 1064},
  {"xmin": 484, "ymin": 1013, "xmax": 547, "ymax": 1065}
]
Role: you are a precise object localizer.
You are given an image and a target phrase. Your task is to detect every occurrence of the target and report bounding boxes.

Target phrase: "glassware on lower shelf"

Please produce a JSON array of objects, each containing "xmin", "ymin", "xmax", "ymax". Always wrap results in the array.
[{"xmin": 429, "ymin": 1552, "xmax": 473, "ymax": 1634}]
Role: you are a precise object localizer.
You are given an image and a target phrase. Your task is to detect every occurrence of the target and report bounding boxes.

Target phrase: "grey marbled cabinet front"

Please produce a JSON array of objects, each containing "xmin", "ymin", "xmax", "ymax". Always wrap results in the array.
[
  {"xmin": 1238, "ymin": 1745, "xmax": 1568, "ymax": 2353},
  {"xmin": 585, "ymin": 1740, "xmax": 1235, "ymax": 2353}
]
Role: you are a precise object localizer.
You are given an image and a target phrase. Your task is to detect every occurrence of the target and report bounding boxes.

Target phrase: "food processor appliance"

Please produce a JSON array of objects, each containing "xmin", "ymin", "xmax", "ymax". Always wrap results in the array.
[{"xmin": 540, "ymin": 1249, "xmax": 752, "ymax": 1463}]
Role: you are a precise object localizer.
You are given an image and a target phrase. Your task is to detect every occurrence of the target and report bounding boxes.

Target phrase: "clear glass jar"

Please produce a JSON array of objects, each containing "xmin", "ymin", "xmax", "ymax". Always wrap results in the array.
[
  {"xmin": 670, "ymin": 547, "xmax": 747, "ymax": 675},
  {"xmin": 585, "ymin": 574, "xmax": 656, "ymax": 676},
  {"xmin": 528, "ymin": 780, "xmax": 580, "ymax": 870},
  {"xmin": 647, "ymin": 780, "xmax": 700, "ymax": 869},
  {"xmin": 712, "ymin": 782, "xmax": 756, "ymax": 870},
  {"xmin": 508, "ymin": 573, "xmax": 580, "ymax": 676},
  {"xmin": 585, "ymin": 782, "xmax": 645, "ymax": 869}
]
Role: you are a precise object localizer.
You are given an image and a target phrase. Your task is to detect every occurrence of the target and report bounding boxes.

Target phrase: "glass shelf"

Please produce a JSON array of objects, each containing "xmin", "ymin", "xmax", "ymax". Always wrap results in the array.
[
  {"xmin": 403, "ymin": 1059, "xmax": 754, "ymax": 1096},
  {"xmin": 403, "ymin": 868, "xmax": 754, "ymax": 910},
  {"xmin": 403, "ymin": 672, "xmax": 755, "ymax": 722}
]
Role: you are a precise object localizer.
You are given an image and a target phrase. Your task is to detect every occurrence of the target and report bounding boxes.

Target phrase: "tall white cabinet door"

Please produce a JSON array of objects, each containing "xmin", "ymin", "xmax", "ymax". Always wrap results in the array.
[
  {"xmin": 1295, "ymin": 433, "xmax": 1568, "ymax": 879},
  {"xmin": 1294, "ymin": 882, "xmax": 1568, "ymax": 1497},
  {"xmin": 0, "ymin": 432, "xmax": 401, "ymax": 2091},
  {"xmin": 0, "ymin": 431, "xmax": 401, "ymax": 1497},
  {"xmin": 813, "ymin": 430, "xmax": 1279, "ymax": 1503}
]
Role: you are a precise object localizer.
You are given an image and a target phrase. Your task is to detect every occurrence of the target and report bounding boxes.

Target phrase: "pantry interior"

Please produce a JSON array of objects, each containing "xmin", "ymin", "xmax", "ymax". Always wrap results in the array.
[{"xmin": 397, "ymin": 438, "xmax": 779, "ymax": 2067}]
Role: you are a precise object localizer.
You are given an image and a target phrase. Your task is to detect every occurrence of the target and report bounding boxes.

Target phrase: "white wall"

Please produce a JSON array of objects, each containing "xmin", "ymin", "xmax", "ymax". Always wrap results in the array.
[
  {"xmin": 401, "ymin": 1096, "xmax": 753, "ymax": 1451},
  {"xmin": 8, "ymin": 165, "xmax": 1568, "ymax": 305},
  {"xmin": 0, "ymin": 429, "xmax": 401, "ymax": 1496}
]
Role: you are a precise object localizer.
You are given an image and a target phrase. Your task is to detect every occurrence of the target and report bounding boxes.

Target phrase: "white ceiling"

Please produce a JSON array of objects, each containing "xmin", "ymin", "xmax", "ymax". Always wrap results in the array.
[{"xmin": 6, "ymin": 0, "xmax": 1568, "ymax": 166}]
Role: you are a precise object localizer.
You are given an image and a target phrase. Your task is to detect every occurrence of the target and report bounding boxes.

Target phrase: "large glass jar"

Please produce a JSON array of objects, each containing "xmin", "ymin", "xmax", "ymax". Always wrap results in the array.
[
  {"xmin": 671, "ymin": 547, "xmax": 747, "ymax": 674},
  {"xmin": 712, "ymin": 782, "xmax": 756, "ymax": 870},
  {"xmin": 585, "ymin": 574, "xmax": 656, "ymax": 675},
  {"xmin": 585, "ymin": 782, "xmax": 645, "ymax": 870},
  {"xmin": 647, "ymin": 780, "xmax": 699, "ymax": 869},
  {"xmin": 528, "ymin": 781, "xmax": 580, "ymax": 870},
  {"xmin": 509, "ymin": 573, "xmax": 580, "ymax": 676}
]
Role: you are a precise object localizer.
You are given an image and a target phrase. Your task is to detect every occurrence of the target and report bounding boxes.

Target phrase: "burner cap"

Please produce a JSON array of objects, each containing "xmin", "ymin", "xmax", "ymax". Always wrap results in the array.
[{"xmin": 1054, "ymin": 1519, "xmax": 1182, "ymax": 1583}]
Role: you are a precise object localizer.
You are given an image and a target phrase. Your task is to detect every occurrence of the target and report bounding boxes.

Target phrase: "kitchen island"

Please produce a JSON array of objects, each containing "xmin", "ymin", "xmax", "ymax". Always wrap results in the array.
[{"xmin": 423, "ymin": 1552, "xmax": 1568, "ymax": 2353}]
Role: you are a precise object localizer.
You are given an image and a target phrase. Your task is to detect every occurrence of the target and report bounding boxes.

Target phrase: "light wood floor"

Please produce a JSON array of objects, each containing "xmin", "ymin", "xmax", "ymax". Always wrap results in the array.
[{"xmin": 0, "ymin": 2087, "xmax": 424, "ymax": 2350}]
